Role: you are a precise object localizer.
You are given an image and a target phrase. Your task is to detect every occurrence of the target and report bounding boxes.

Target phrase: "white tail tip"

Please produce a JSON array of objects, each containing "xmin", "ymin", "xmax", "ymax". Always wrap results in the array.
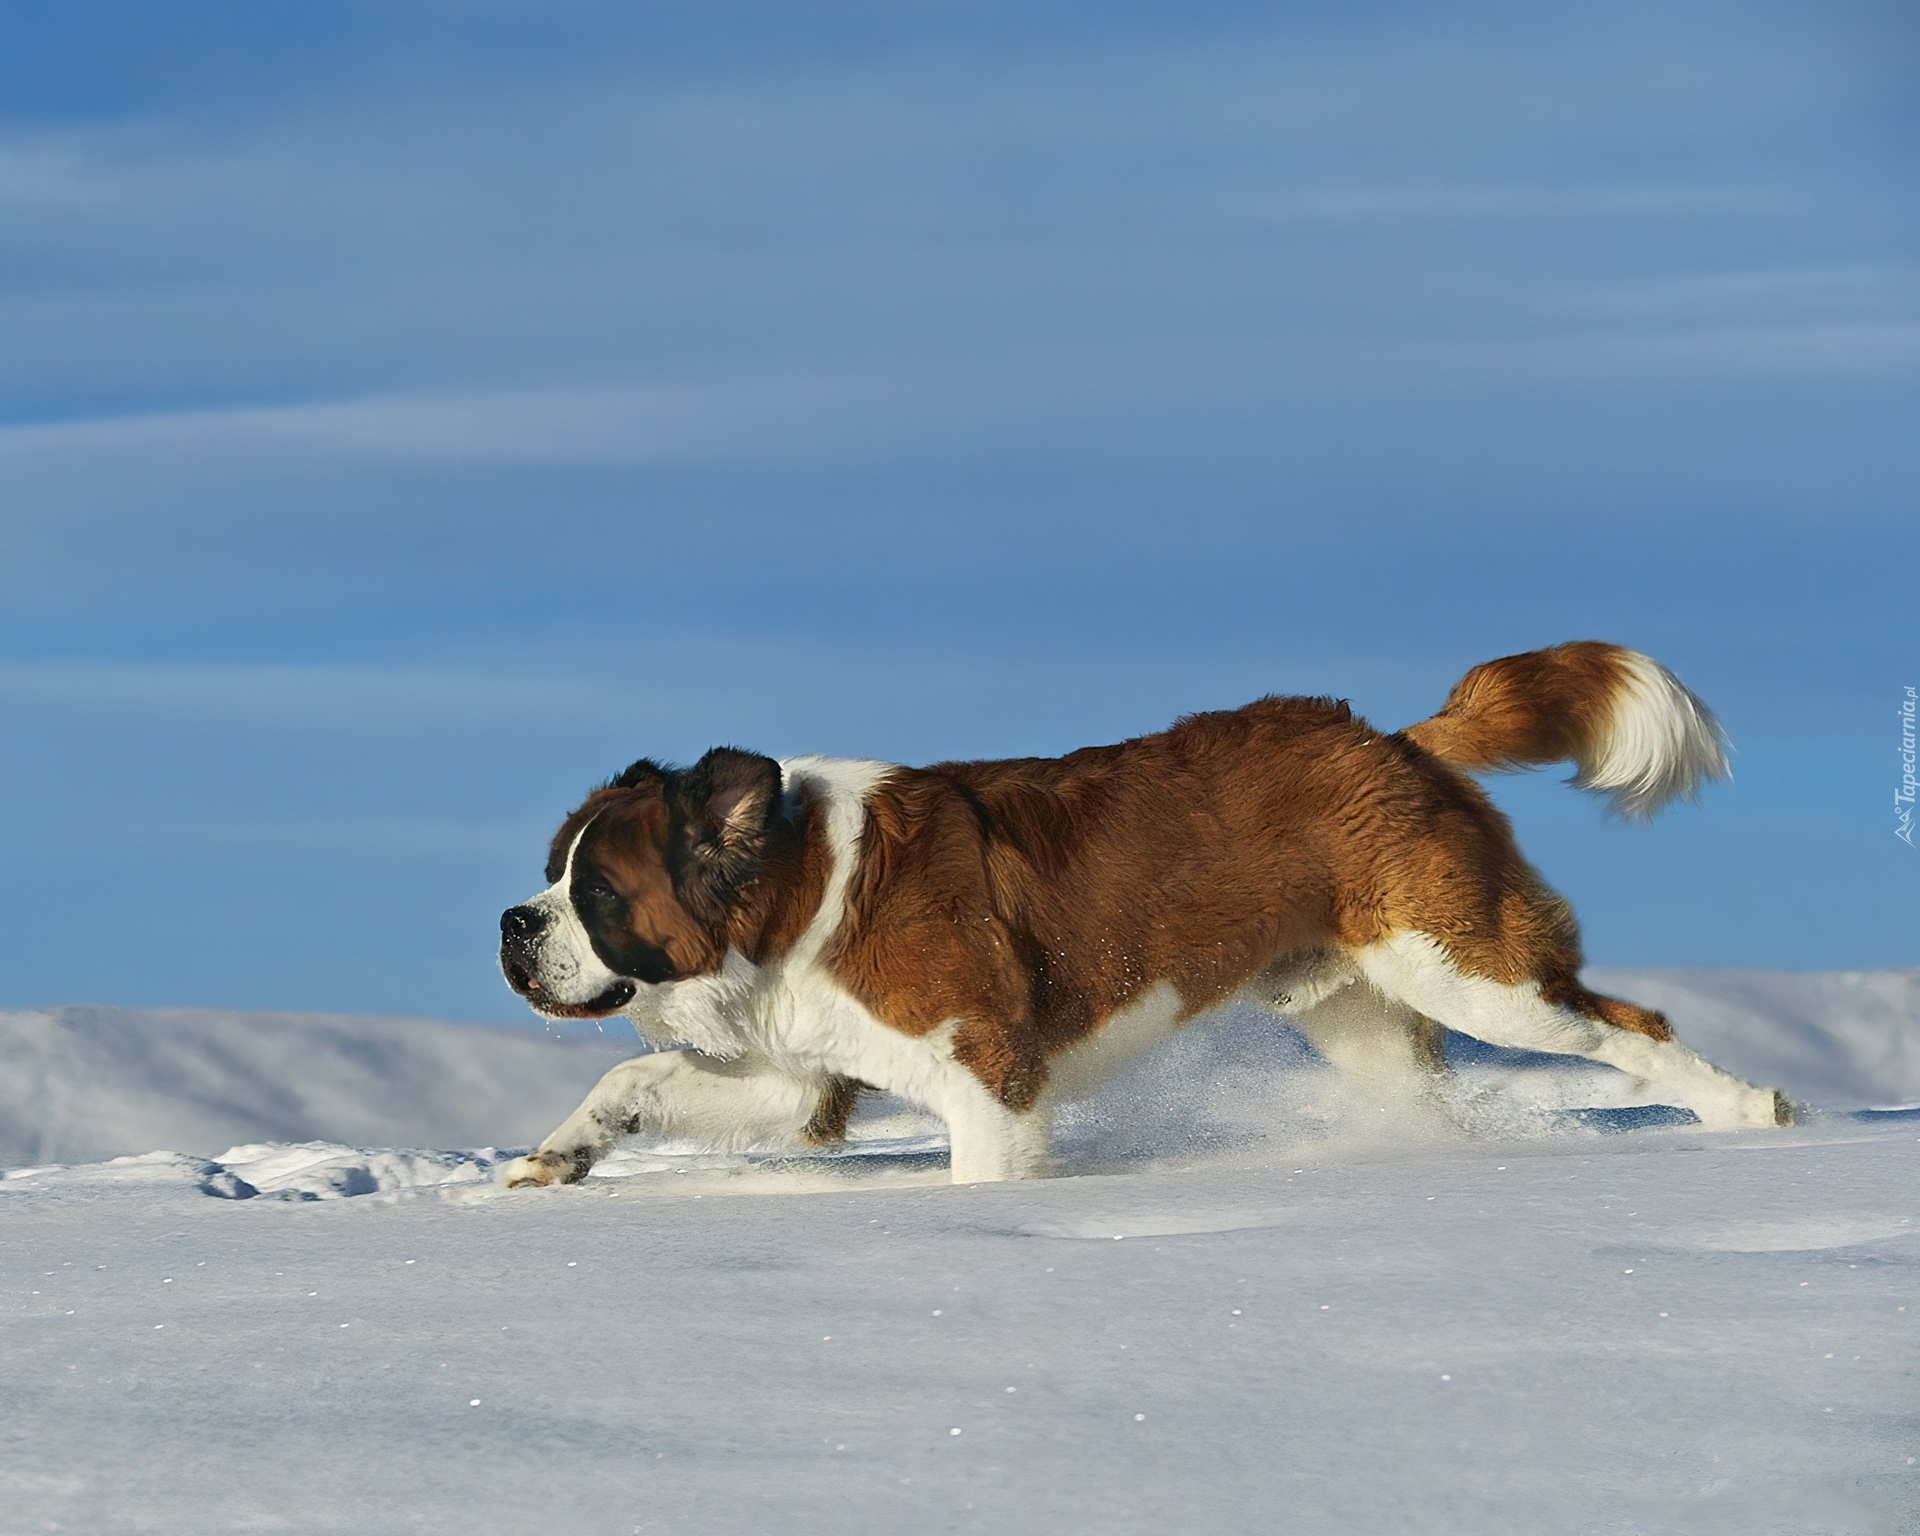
[{"xmin": 1573, "ymin": 651, "xmax": 1731, "ymax": 820}]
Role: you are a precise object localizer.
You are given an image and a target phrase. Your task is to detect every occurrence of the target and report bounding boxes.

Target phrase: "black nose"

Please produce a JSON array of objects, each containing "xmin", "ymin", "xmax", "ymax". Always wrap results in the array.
[{"xmin": 501, "ymin": 905, "xmax": 549, "ymax": 940}]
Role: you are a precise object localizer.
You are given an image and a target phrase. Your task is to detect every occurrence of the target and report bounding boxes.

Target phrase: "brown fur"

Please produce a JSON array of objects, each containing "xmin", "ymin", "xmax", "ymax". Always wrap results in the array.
[
  {"xmin": 1403, "ymin": 640, "xmax": 1627, "ymax": 775},
  {"xmin": 738, "ymin": 792, "xmax": 832, "ymax": 963},
  {"xmin": 574, "ymin": 791, "xmax": 727, "ymax": 978},
  {"xmin": 803, "ymin": 1076, "xmax": 866, "ymax": 1144},
  {"xmin": 826, "ymin": 685, "xmax": 1669, "ymax": 1111}
]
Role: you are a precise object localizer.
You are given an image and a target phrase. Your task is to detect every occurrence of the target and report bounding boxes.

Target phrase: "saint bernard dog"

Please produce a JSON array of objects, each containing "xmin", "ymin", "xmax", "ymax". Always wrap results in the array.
[{"xmin": 498, "ymin": 641, "xmax": 1787, "ymax": 1188}]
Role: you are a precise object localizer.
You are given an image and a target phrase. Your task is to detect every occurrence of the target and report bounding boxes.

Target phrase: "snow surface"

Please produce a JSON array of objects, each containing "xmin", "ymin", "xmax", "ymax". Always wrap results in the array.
[
  {"xmin": 1584, "ymin": 968, "xmax": 1920, "ymax": 1111},
  {"xmin": 0, "ymin": 1004, "xmax": 633, "ymax": 1167},
  {"xmin": 2, "ymin": 972, "xmax": 1917, "ymax": 1533}
]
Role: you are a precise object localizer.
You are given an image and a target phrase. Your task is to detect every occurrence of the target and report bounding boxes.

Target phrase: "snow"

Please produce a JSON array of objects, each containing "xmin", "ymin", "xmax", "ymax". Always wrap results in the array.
[
  {"xmin": 1583, "ymin": 968, "xmax": 1920, "ymax": 1110},
  {"xmin": 2, "ymin": 971, "xmax": 1917, "ymax": 1533},
  {"xmin": 0, "ymin": 1004, "xmax": 633, "ymax": 1166}
]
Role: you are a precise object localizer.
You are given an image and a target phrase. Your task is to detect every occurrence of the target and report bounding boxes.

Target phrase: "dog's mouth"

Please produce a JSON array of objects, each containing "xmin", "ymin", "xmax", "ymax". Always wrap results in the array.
[
  {"xmin": 524, "ymin": 977, "xmax": 639, "ymax": 1018},
  {"xmin": 503, "ymin": 957, "xmax": 638, "ymax": 1019}
]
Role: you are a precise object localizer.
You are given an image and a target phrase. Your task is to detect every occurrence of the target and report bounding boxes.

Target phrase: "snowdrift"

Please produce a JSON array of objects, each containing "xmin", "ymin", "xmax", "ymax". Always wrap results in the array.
[
  {"xmin": 1, "ymin": 967, "xmax": 1914, "ymax": 1181},
  {"xmin": 0, "ymin": 1004, "xmax": 631, "ymax": 1167},
  {"xmin": 1585, "ymin": 966, "xmax": 1920, "ymax": 1110}
]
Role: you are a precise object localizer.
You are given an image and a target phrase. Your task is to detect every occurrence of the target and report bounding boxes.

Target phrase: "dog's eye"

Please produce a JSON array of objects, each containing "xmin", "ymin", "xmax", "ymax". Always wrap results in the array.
[{"xmin": 577, "ymin": 881, "xmax": 619, "ymax": 903}]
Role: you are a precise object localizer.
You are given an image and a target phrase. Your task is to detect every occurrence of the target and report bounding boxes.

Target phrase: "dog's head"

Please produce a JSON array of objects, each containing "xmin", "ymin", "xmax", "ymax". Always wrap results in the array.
[{"xmin": 499, "ymin": 747, "xmax": 784, "ymax": 1018}]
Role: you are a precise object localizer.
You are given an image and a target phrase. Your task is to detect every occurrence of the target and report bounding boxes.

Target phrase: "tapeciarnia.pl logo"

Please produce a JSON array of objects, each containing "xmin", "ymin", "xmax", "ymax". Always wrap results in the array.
[{"xmin": 1899, "ymin": 686, "xmax": 1916, "ymax": 846}]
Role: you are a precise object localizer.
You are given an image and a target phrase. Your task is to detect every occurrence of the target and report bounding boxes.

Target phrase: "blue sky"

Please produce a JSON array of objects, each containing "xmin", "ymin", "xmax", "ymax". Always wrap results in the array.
[{"xmin": 2, "ymin": 1, "xmax": 1915, "ymax": 1023}]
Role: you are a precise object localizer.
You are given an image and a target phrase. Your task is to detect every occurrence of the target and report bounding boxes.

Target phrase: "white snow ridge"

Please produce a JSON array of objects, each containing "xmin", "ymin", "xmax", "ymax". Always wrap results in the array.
[
  {"xmin": 0, "ymin": 1143, "xmax": 509, "ymax": 1202},
  {"xmin": 3, "ymin": 972, "xmax": 1917, "ymax": 1535},
  {"xmin": 0, "ymin": 1003, "xmax": 635, "ymax": 1167}
]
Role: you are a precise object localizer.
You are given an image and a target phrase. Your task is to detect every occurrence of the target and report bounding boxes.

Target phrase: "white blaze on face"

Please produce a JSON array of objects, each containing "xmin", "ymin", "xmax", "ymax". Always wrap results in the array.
[{"xmin": 520, "ymin": 818, "xmax": 628, "ymax": 1007}]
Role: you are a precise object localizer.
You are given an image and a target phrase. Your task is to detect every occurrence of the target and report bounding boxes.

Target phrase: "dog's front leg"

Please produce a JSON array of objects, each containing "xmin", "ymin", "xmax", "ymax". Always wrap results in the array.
[
  {"xmin": 501, "ymin": 1049, "xmax": 839, "ymax": 1188},
  {"xmin": 941, "ymin": 1088, "xmax": 1051, "ymax": 1183}
]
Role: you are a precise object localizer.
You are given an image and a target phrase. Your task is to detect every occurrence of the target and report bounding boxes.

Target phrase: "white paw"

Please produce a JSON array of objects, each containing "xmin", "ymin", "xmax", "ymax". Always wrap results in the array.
[
  {"xmin": 500, "ymin": 1150, "xmax": 583, "ymax": 1188},
  {"xmin": 1695, "ymin": 1086, "xmax": 1790, "ymax": 1130},
  {"xmin": 1738, "ymin": 1086, "xmax": 1792, "ymax": 1128}
]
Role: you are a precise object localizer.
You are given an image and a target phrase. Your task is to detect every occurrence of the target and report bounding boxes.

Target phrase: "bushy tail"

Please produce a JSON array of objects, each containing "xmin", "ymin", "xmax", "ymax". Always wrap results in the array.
[{"xmin": 1404, "ymin": 641, "xmax": 1730, "ymax": 820}]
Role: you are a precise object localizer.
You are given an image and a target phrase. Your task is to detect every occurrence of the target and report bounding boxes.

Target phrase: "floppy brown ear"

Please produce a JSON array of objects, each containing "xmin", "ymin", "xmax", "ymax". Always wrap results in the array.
[
  {"xmin": 674, "ymin": 748, "xmax": 782, "ymax": 921},
  {"xmin": 698, "ymin": 750, "xmax": 779, "ymax": 838}
]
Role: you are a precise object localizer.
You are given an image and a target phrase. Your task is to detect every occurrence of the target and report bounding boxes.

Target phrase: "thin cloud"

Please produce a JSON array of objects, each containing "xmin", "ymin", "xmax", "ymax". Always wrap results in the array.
[
  {"xmin": 0, "ymin": 376, "xmax": 895, "ymax": 468},
  {"xmin": 3, "ymin": 305, "xmax": 1915, "ymax": 487},
  {"xmin": 1207, "ymin": 182, "xmax": 1788, "ymax": 227},
  {"xmin": 1557, "ymin": 262, "xmax": 1920, "ymax": 327}
]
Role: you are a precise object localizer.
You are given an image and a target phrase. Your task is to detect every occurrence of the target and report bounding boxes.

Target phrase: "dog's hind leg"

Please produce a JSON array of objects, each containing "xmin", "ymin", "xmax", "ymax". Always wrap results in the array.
[
  {"xmin": 501, "ymin": 1050, "xmax": 859, "ymax": 1188},
  {"xmin": 1354, "ymin": 931, "xmax": 1788, "ymax": 1129},
  {"xmin": 1279, "ymin": 974, "xmax": 1448, "ymax": 1081}
]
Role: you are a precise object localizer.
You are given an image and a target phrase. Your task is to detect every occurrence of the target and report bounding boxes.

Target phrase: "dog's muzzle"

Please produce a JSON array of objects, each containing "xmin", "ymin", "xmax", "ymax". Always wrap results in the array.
[
  {"xmin": 499, "ymin": 902, "xmax": 639, "ymax": 1016},
  {"xmin": 498, "ymin": 904, "xmax": 548, "ymax": 993}
]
